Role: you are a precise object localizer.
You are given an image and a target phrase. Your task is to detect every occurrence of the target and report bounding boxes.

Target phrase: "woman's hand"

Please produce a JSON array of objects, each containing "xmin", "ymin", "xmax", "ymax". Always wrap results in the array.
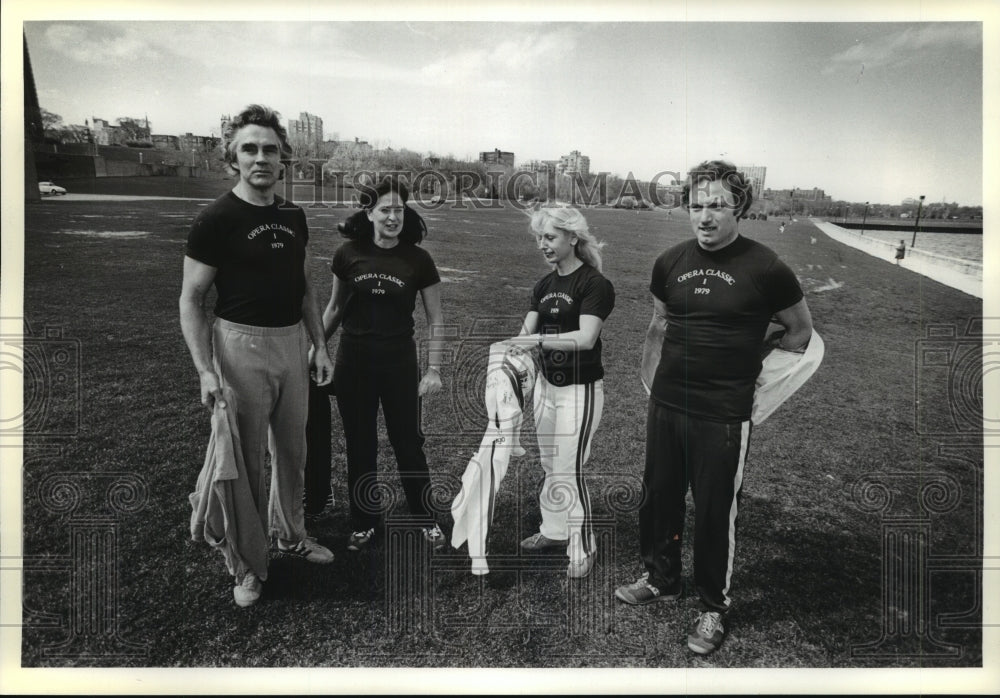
[{"xmin": 418, "ymin": 367, "xmax": 443, "ymax": 396}]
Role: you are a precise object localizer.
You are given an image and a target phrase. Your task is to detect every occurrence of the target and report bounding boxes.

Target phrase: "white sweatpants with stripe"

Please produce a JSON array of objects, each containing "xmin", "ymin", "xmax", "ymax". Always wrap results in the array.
[{"xmin": 532, "ymin": 376, "xmax": 604, "ymax": 565}]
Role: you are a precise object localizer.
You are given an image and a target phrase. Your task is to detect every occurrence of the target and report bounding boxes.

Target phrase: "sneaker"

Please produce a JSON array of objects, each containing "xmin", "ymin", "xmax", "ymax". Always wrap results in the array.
[
  {"xmin": 277, "ymin": 536, "xmax": 335, "ymax": 564},
  {"xmin": 567, "ymin": 555, "xmax": 594, "ymax": 579},
  {"xmin": 423, "ymin": 523, "xmax": 446, "ymax": 551},
  {"xmin": 519, "ymin": 532, "xmax": 568, "ymax": 552},
  {"xmin": 687, "ymin": 611, "xmax": 726, "ymax": 655},
  {"xmin": 347, "ymin": 528, "xmax": 375, "ymax": 552},
  {"xmin": 614, "ymin": 572, "xmax": 682, "ymax": 605},
  {"xmin": 233, "ymin": 571, "xmax": 261, "ymax": 607},
  {"xmin": 305, "ymin": 492, "xmax": 336, "ymax": 525}
]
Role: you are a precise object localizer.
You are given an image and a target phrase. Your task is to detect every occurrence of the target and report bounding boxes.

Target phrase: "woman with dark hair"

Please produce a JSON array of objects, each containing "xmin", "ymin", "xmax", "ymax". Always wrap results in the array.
[{"xmin": 313, "ymin": 177, "xmax": 446, "ymax": 552}]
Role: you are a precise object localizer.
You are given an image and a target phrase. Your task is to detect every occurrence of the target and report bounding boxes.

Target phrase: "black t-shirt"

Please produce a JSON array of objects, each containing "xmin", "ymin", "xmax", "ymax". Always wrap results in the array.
[
  {"xmin": 530, "ymin": 264, "xmax": 615, "ymax": 386},
  {"xmin": 650, "ymin": 235, "xmax": 803, "ymax": 421},
  {"xmin": 331, "ymin": 239, "xmax": 440, "ymax": 361},
  {"xmin": 185, "ymin": 192, "xmax": 308, "ymax": 327}
]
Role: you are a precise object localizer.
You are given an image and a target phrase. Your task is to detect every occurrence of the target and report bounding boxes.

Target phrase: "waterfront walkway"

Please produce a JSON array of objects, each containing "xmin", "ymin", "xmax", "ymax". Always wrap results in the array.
[{"xmin": 810, "ymin": 219, "xmax": 983, "ymax": 299}]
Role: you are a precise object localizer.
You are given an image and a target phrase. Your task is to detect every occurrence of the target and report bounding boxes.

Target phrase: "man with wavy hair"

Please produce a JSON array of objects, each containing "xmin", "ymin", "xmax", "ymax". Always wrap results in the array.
[
  {"xmin": 616, "ymin": 160, "xmax": 813, "ymax": 655},
  {"xmin": 180, "ymin": 104, "xmax": 335, "ymax": 608}
]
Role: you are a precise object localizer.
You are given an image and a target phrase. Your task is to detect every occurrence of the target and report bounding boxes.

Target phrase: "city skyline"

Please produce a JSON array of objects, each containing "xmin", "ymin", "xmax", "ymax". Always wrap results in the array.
[{"xmin": 19, "ymin": 11, "xmax": 990, "ymax": 207}]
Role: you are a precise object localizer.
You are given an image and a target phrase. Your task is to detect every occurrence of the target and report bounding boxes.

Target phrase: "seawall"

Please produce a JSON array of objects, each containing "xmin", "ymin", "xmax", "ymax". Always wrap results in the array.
[{"xmin": 809, "ymin": 219, "xmax": 982, "ymax": 299}]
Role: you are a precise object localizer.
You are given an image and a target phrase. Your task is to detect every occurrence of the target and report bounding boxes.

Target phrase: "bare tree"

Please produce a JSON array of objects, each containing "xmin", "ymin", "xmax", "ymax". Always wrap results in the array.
[{"xmin": 40, "ymin": 108, "xmax": 62, "ymax": 130}]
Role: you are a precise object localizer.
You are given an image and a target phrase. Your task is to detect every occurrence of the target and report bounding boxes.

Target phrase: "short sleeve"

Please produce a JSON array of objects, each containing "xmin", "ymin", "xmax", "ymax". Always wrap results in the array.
[
  {"xmin": 649, "ymin": 252, "xmax": 669, "ymax": 303},
  {"xmin": 330, "ymin": 242, "xmax": 351, "ymax": 280},
  {"xmin": 297, "ymin": 208, "xmax": 309, "ymax": 247},
  {"xmin": 185, "ymin": 209, "xmax": 221, "ymax": 267},
  {"xmin": 529, "ymin": 276, "xmax": 545, "ymax": 312},
  {"xmin": 579, "ymin": 274, "xmax": 615, "ymax": 320},
  {"xmin": 762, "ymin": 257, "xmax": 804, "ymax": 313},
  {"xmin": 414, "ymin": 247, "xmax": 441, "ymax": 290}
]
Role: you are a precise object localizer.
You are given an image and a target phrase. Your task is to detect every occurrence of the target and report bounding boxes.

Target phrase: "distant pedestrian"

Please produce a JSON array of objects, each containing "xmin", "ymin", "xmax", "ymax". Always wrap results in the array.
[
  {"xmin": 895, "ymin": 240, "xmax": 906, "ymax": 265},
  {"xmin": 779, "ymin": 222, "xmax": 785, "ymax": 234}
]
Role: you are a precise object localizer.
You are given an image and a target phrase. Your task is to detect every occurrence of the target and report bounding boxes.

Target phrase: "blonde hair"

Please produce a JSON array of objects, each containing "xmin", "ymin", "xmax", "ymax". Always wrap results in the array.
[{"xmin": 528, "ymin": 205, "xmax": 606, "ymax": 272}]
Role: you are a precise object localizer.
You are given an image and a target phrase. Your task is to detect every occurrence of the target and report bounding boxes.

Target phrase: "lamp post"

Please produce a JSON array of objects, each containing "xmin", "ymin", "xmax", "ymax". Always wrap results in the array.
[
  {"xmin": 911, "ymin": 195, "xmax": 925, "ymax": 248},
  {"xmin": 861, "ymin": 201, "xmax": 869, "ymax": 235}
]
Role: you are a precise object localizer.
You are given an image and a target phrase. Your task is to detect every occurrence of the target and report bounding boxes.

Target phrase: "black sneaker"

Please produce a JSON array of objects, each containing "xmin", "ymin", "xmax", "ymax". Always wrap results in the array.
[
  {"xmin": 347, "ymin": 528, "xmax": 375, "ymax": 552},
  {"xmin": 276, "ymin": 536, "xmax": 335, "ymax": 564},
  {"xmin": 519, "ymin": 532, "xmax": 568, "ymax": 552},
  {"xmin": 305, "ymin": 492, "xmax": 336, "ymax": 525},
  {"xmin": 614, "ymin": 572, "xmax": 682, "ymax": 605},
  {"xmin": 687, "ymin": 611, "xmax": 726, "ymax": 655}
]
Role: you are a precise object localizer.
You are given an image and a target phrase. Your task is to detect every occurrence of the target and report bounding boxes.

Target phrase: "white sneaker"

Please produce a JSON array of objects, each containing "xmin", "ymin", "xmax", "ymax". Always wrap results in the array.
[
  {"xmin": 423, "ymin": 523, "xmax": 446, "ymax": 551},
  {"xmin": 567, "ymin": 556, "xmax": 595, "ymax": 579},
  {"xmin": 233, "ymin": 571, "xmax": 262, "ymax": 607},
  {"xmin": 347, "ymin": 528, "xmax": 375, "ymax": 552},
  {"xmin": 277, "ymin": 536, "xmax": 335, "ymax": 564}
]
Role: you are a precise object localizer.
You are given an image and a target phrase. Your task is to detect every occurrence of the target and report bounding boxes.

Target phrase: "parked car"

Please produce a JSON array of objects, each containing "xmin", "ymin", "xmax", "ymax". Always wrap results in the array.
[{"xmin": 38, "ymin": 181, "xmax": 67, "ymax": 196}]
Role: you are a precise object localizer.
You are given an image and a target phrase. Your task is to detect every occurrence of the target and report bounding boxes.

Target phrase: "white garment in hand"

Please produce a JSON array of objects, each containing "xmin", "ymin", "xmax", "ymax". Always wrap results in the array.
[{"xmin": 450, "ymin": 342, "xmax": 536, "ymax": 574}]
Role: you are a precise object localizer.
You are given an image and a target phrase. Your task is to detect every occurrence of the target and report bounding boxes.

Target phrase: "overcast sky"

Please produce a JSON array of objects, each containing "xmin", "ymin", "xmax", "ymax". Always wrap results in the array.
[{"xmin": 22, "ymin": 15, "xmax": 986, "ymax": 205}]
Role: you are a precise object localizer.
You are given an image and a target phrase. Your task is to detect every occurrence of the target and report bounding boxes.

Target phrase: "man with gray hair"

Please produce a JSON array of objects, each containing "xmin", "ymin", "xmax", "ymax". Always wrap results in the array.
[{"xmin": 180, "ymin": 104, "xmax": 335, "ymax": 608}]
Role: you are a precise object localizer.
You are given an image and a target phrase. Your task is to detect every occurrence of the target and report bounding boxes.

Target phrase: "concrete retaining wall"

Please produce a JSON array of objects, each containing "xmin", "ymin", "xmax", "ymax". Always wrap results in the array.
[
  {"xmin": 810, "ymin": 219, "xmax": 982, "ymax": 299},
  {"xmin": 828, "ymin": 227, "xmax": 983, "ymax": 277}
]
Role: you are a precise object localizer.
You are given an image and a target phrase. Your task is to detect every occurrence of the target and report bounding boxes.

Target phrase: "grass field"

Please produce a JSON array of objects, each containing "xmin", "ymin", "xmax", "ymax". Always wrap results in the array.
[{"xmin": 20, "ymin": 195, "xmax": 984, "ymax": 668}]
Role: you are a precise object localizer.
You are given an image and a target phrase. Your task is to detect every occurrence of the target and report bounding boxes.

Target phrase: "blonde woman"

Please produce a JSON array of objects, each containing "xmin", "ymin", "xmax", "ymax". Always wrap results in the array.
[{"xmin": 505, "ymin": 206, "xmax": 615, "ymax": 578}]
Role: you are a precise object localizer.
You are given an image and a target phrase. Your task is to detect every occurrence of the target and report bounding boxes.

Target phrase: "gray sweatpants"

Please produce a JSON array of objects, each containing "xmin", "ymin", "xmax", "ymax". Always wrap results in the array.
[{"xmin": 213, "ymin": 318, "xmax": 309, "ymax": 545}]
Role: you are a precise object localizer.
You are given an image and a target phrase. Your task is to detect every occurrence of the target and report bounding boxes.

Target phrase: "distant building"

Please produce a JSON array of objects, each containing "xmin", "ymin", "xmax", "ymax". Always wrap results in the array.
[
  {"xmin": 764, "ymin": 187, "xmax": 829, "ymax": 202},
  {"xmin": 657, "ymin": 184, "xmax": 685, "ymax": 207},
  {"xmin": 901, "ymin": 197, "xmax": 918, "ymax": 206},
  {"xmin": 179, "ymin": 132, "xmax": 220, "ymax": 152},
  {"xmin": 737, "ymin": 165, "xmax": 766, "ymax": 200},
  {"xmin": 91, "ymin": 117, "xmax": 125, "ymax": 146},
  {"xmin": 559, "ymin": 150, "xmax": 590, "ymax": 176},
  {"xmin": 288, "ymin": 111, "xmax": 324, "ymax": 155},
  {"xmin": 152, "ymin": 134, "xmax": 180, "ymax": 150},
  {"xmin": 480, "ymin": 148, "xmax": 515, "ymax": 168},
  {"xmin": 323, "ymin": 137, "xmax": 372, "ymax": 152}
]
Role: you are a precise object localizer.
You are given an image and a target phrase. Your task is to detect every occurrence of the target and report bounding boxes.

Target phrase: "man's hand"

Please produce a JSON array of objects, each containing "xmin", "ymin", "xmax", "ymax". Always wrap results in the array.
[
  {"xmin": 418, "ymin": 368, "xmax": 442, "ymax": 397},
  {"xmin": 311, "ymin": 346, "xmax": 334, "ymax": 386},
  {"xmin": 199, "ymin": 370, "xmax": 225, "ymax": 410}
]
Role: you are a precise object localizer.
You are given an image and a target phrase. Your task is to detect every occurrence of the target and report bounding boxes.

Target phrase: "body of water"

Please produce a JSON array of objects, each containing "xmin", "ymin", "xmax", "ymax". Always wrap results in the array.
[{"xmin": 854, "ymin": 229, "xmax": 982, "ymax": 264}]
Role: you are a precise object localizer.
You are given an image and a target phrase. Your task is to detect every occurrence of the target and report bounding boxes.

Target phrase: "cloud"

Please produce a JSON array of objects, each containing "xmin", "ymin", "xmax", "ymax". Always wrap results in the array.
[
  {"xmin": 490, "ymin": 27, "xmax": 577, "ymax": 71},
  {"xmin": 824, "ymin": 23, "xmax": 981, "ymax": 74},
  {"xmin": 419, "ymin": 27, "xmax": 577, "ymax": 87},
  {"xmin": 44, "ymin": 24, "xmax": 160, "ymax": 64},
  {"xmin": 419, "ymin": 48, "xmax": 491, "ymax": 85},
  {"xmin": 42, "ymin": 21, "xmax": 408, "ymax": 83}
]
